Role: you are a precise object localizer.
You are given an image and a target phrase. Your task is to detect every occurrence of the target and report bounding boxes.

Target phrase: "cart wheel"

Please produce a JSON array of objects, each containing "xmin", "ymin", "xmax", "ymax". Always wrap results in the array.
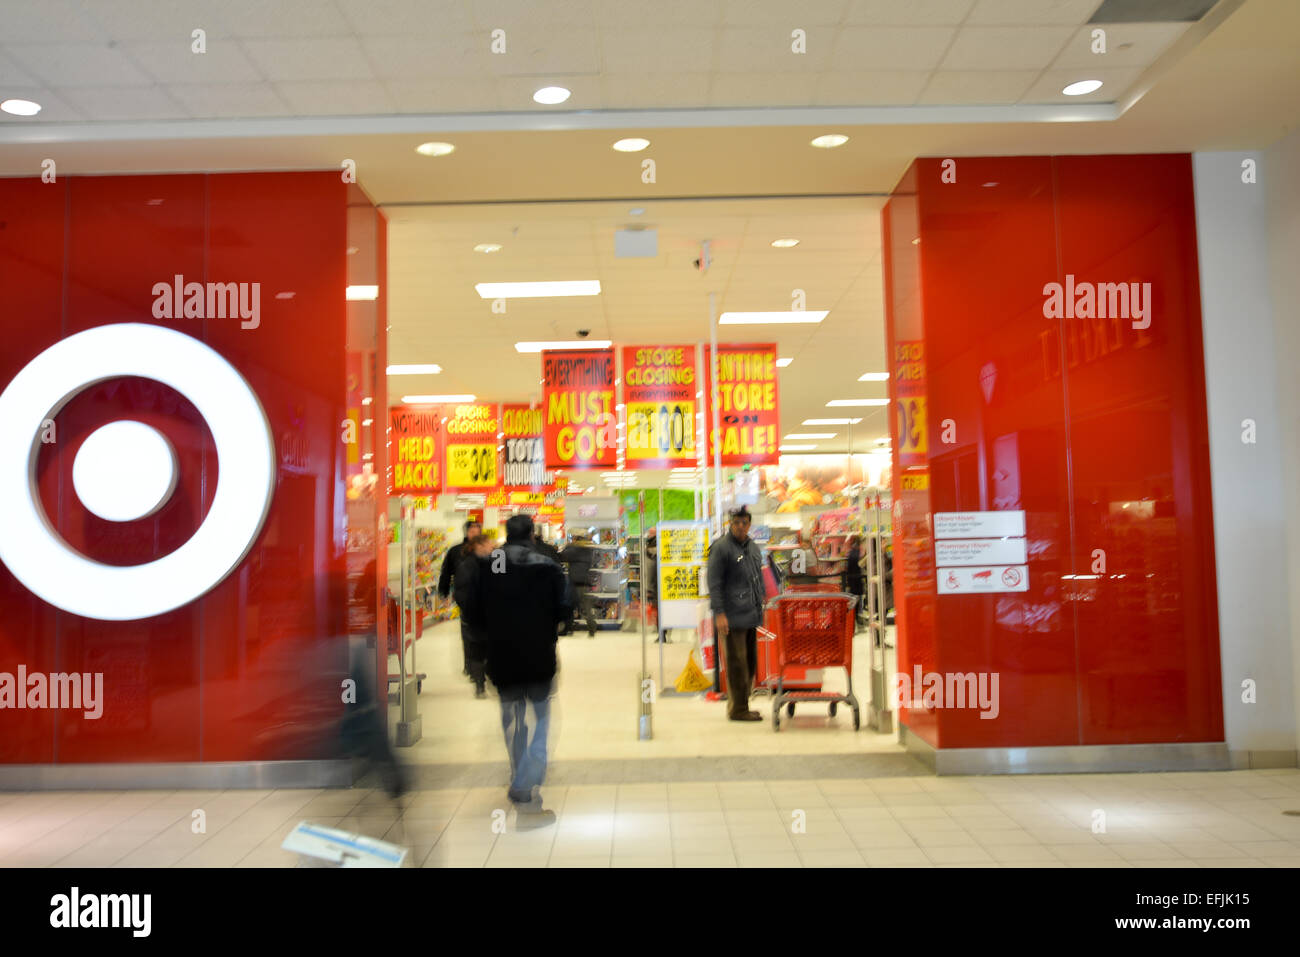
[
  {"xmin": 829, "ymin": 701, "xmax": 838, "ymax": 717},
  {"xmin": 417, "ymin": 679, "xmax": 423, "ymax": 695},
  {"xmin": 772, "ymin": 707, "xmax": 781, "ymax": 731},
  {"xmin": 786, "ymin": 702, "xmax": 795, "ymax": 717},
  {"xmin": 852, "ymin": 708, "xmax": 860, "ymax": 731}
]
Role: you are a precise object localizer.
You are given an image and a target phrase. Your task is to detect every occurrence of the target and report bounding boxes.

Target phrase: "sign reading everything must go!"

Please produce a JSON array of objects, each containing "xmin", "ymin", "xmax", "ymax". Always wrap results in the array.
[{"xmin": 543, "ymin": 349, "xmax": 617, "ymax": 469}]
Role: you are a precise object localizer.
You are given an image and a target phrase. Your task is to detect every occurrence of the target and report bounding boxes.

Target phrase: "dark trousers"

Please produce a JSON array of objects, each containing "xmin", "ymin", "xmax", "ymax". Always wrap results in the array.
[
  {"xmin": 570, "ymin": 585, "xmax": 599, "ymax": 635},
  {"xmin": 724, "ymin": 626, "xmax": 758, "ymax": 717},
  {"xmin": 462, "ymin": 621, "xmax": 486, "ymax": 690}
]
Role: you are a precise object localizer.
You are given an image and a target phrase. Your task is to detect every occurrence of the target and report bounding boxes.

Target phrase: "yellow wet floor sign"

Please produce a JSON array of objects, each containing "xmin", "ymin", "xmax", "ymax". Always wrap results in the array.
[{"xmin": 675, "ymin": 652, "xmax": 713, "ymax": 693}]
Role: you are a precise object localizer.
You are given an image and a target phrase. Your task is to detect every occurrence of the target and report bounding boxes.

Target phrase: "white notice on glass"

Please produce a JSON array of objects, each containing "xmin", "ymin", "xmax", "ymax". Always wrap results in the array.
[
  {"xmin": 937, "ymin": 565, "xmax": 1029, "ymax": 594},
  {"xmin": 934, "ymin": 511, "xmax": 1025, "ymax": 540},
  {"xmin": 934, "ymin": 538, "xmax": 1027, "ymax": 567}
]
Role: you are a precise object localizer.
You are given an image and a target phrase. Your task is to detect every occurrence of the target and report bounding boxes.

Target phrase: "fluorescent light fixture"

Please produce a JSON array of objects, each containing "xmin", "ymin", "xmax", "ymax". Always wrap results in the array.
[
  {"xmin": 475, "ymin": 280, "xmax": 600, "ymax": 299},
  {"xmin": 346, "ymin": 285, "xmax": 379, "ymax": 300},
  {"xmin": 810, "ymin": 134, "xmax": 848, "ymax": 149},
  {"xmin": 719, "ymin": 311, "xmax": 827, "ymax": 325},
  {"xmin": 858, "ymin": 372, "xmax": 889, "ymax": 381},
  {"xmin": 401, "ymin": 394, "xmax": 475, "ymax": 403},
  {"xmin": 387, "ymin": 364, "xmax": 442, "ymax": 375},
  {"xmin": 473, "ymin": 243, "xmax": 502, "ymax": 253},
  {"xmin": 612, "ymin": 137, "xmax": 650, "ymax": 152},
  {"xmin": 784, "ymin": 433, "xmax": 835, "ymax": 440},
  {"xmin": 515, "ymin": 340, "xmax": 612, "ymax": 353},
  {"xmin": 779, "ymin": 445, "xmax": 816, "ymax": 452},
  {"xmin": 1062, "ymin": 80, "xmax": 1103, "ymax": 96},
  {"xmin": 362, "ymin": 397, "xmax": 372, "ymax": 405},
  {"xmin": 361, "ymin": 418, "xmax": 374, "ymax": 426},
  {"xmin": 0, "ymin": 98, "xmax": 41, "ymax": 116},
  {"xmin": 803, "ymin": 417, "xmax": 862, "ymax": 425},
  {"xmin": 827, "ymin": 399, "xmax": 889, "ymax": 407},
  {"xmin": 771, "ymin": 239, "xmax": 799, "ymax": 248},
  {"xmin": 776, "ymin": 357, "xmax": 793, "ymax": 368},
  {"xmin": 533, "ymin": 86, "xmax": 571, "ymax": 104},
  {"xmin": 629, "ymin": 207, "xmax": 646, "ymax": 216},
  {"xmin": 415, "ymin": 141, "xmax": 455, "ymax": 156}
]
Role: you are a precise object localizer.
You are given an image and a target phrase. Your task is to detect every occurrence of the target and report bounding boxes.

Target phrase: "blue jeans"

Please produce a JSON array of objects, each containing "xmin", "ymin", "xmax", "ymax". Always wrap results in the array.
[{"xmin": 499, "ymin": 680, "xmax": 553, "ymax": 802}]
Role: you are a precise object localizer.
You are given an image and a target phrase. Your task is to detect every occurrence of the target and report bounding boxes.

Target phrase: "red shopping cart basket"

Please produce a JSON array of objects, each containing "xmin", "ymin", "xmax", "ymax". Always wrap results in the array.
[{"xmin": 768, "ymin": 593, "xmax": 859, "ymax": 731}]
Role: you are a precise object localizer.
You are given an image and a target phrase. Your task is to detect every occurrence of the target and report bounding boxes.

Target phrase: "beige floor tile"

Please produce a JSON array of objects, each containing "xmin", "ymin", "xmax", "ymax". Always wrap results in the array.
[
  {"xmin": 987, "ymin": 844, "xmax": 1059, "ymax": 863},
  {"xmin": 1112, "ymin": 842, "xmax": 1186, "ymax": 861},
  {"xmin": 798, "ymin": 849, "xmax": 867, "ymax": 867},
  {"xmin": 1045, "ymin": 843, "xmax": 1123, "ymax": 863},
  {"xmin": 548, "ymin": 856, "xmax": 611, "ymax": 868},
  {"xmin": 922, "ymin": 845, "xmax": 995, "ymax": 864},
  {"xmin": 611, "ymin": 856, "xmax": 674, "ymax": 868},
  {"xmin": 675, "ymin": 853, "xmax": 738, "ymax": 868},
  {"xmin": 736, "ymin": 851, "xmax": 802, "ymax": 868},
  {"xmin": 861, "ymin": 848, "xmax": 932, "ymax": 867},
  {"xmin": 1163, "ymin": 841, "xmax": 1250, "ymax": 859}
]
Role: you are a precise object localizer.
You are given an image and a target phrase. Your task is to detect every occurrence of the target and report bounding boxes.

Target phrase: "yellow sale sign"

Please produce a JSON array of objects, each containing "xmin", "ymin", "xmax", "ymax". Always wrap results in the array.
[
  {"xmin": 446, "ymin": 442, "xmax": 497, "ymax": 488},
  {"xmin": 660, "ymin": 565, "xmax": 700, "ymax": 601}
]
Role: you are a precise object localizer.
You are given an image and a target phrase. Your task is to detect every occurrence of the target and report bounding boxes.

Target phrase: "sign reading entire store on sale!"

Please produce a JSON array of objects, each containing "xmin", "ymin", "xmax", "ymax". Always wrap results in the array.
[
  {"xmin": 443, "ymin": 402, "xmax": 499, "ymax": 492},
  {"xmin": 706, "ymin": 343, "xmax": 779, "ymax": 466},
  {"xmin": 622, "ymin": 345, "xmax": 697, "ymax": 468},
  {"xmin": 501, "ymin": 403, "xmax": 556, "ymax": 490},
  {"xmin": 543, "ymin": 348, "xmax": 617, "ymax": 469},
  {"xmin": 388, "ymin": 405, "xmax": 442, "ymax": 495}
]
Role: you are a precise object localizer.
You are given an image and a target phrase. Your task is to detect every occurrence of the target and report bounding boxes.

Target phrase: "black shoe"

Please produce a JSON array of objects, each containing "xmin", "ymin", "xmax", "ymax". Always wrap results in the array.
[{"xmin": 475, "ymin": 686, "xmax": 487, "ymax": 699}]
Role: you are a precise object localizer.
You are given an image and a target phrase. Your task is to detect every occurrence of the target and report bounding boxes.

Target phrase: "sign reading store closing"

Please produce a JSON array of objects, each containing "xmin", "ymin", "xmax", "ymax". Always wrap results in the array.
[
  {"xmin": 501, "ymin": 403, "xmax": 556, "ymax": 491},
  {"xmin": 443, "ymin": 402, "xmax": 499, "ymax": 492},
  {"xmin": 622, "ymin": 345, "xmax": 697, "ymax": 469},
  {"xmin": 543, "ymin": 348, "xmax": 616, "ymax": 469},
  {"xmin": 706, "ymin": 343, "xmax": 780, "ymax": 466}
]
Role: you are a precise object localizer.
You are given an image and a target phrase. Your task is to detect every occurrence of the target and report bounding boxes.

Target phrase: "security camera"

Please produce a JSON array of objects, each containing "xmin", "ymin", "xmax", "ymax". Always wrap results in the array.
[{"xmin": 577, "ymin": 329, "xmax": 590, "ymax": 337}]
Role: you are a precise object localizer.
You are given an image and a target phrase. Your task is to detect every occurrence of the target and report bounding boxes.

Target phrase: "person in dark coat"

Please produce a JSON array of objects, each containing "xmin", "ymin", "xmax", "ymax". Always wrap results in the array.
[
  {"xmin": 558, "ymin": 531, "xmax": 599, "ymax": 637},
  {"xmin": 456, "ymin": 515, "xmax": 571, "ymax": 816},
  {"xmin": 706, "ymin": 505, "xmax": 766, "ymax": 721},
  {"xmin": 438, "ymin": 519, "xmax": 482, "ymax": 678},
  {"xmin": 453, "ymin": 534, "xmax": 494, "ymax": 698},
  {"xmin": 845, "ymin": 534, "xmax": 865, "ymax": 631},
  {"xmin": 532, "ymin": 530, "xmax": 560, "ymax": 561}
]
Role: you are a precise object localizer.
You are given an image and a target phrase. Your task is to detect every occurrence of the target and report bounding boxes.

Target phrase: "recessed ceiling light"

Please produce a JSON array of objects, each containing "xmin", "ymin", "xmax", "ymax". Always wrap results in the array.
[
  {"xmin": 1062, "ymin": 80, "xmax": 1103, "ymax": 96},
  {"xmin": 1, "ymin": 98, "xmax": 41, "ymax": 116},
  {"xmin": 473, "ymin": 243, "xmax": 502, "ymax": 253},
  {"xmin": 779, "ymin": 445, "xmax": 816, "ymax": 452},
  {"xmin": 533, "ymin": 86, "xmax": 571, "ymax": 105},
  {"xmin": 771, "ymin": 239, "xmax": 799, "ymax": 248},
  {"xmin": 857, "ymin": 372, "xmax": 889, "ymax": 382},
  {"xmin": 784, "ymin": 433, "xmax": 836, "ymax": 440},
  {"xmin": 346, "ymin": 285, "xmax": 379, "ymax": 301},
  {"xmin": 475, "ymin": 280, "xmax": 600, "ymax": 299},
  {"xmin": 402, "ymin": 394, "xmax": 475, "ymax": 403},
  {"xmin": 515, "ymin": 340, "xmax": 613, "ymax": 353},
  {"xmin": 275, "ymin": 291, "xmax": 295, "ymax": 299},
  {"xmin": 982, "ymin": 182, "xmax": 999, "ymax": 188},
  {"xmin": 415, "ymin": 141, "xmax": 455, "ymax": 157},
  {"xmin": 387, "ymin": 364, "xmax": 442, "ymax": 375},
  {"xmin": 827, "ymin": 399, "xmax": 889, "ymax": 407},
  {"xmin": 911, "ymin": 238, "xmax": 921, "ymax": 246},
  {"xmin": 719, "ymin": 311, "xmax": 827, "ymax": 325},
  {"xmin": 810, "ymin": 134, "xmax": 848, "ymax": 149},
  {"xmin": 804, "ymin": 418, "xmax": 861, "ymax": 425},
  {"xmin": 776, "ymin": 357, "xmax": 793, "ymax": 368},
  {"xmin": 612, "ymin": 137, "xmax": 650, "ymax": 152}
]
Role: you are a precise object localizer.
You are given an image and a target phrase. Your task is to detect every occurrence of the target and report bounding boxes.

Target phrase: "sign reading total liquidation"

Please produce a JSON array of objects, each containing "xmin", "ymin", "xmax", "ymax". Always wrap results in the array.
[
  {"xmin": 443, "ymin": 402, "xmax": 499, "ymax": 492},
  {"xmin": 501, "ymin": 403, "xmax": 556, "ymax": 490},
  {"xmin": 623, "ymin": 345, "xmax": 698, "ymax": 468},
  {"xmin": 706, "ymin": 343, "xmax": 780, "ymax": 466},
  {"xmin": 543, "ymin": 349, "xmax": 616, "ymax": 469},
  {"xmin": 388, "ymin": 405, "xmax": 442, "ymax": 495}
]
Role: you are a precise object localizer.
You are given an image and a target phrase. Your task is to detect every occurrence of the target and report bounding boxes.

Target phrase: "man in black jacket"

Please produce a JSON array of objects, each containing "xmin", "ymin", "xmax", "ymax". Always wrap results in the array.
[
  {"xmin": 438, "ymin": 519, "xmax": 482, "ymax": 678},
  {"xmin": 456, "ymin": 515, "xmax": 571, "ymax": 814},
  {"xmin": 706, "ymin": 506, "xmax": 766, "ymax": 721},
  {"xmin": 558, "ymin": 532, "xmax": 599, "ymax": 638}
]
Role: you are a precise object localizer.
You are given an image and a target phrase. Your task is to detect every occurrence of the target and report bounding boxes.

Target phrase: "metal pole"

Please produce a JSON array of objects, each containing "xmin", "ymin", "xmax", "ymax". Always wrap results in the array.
[
  {"xmin": 708, "ymin": 289, "xmax": 722, "ymax": 539},
  {"xmin": 638, "ymin": 491, "xmax": 653, "ymax": 740},
  {"xmin": 657, "ymin": 486, "xmax": 665, "ymax": 691}
]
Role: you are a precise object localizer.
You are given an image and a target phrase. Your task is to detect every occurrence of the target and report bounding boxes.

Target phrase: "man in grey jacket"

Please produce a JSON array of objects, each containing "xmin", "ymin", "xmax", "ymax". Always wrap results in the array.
[{"xmin": 707, "ymin": 505, "xmax": 766, "ymax": 721}]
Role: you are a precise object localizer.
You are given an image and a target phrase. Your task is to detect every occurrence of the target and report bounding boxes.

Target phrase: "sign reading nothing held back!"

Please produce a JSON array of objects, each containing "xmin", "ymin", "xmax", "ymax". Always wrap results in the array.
[
  {"xmin": 706, "ymin": 343, "xmax": 779, "ymax": 466},
  {"xmin": 543, "ymin": 349, "xmax": 616, "ymax": 469},
  {"xmin": 388, "ymin": 405, "xmax": 442, "ymax": 495}
]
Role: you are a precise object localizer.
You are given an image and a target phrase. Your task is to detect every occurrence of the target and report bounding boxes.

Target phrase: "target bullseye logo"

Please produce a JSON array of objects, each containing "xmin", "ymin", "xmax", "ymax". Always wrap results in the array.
[{"xmin": 0, "ymin": 323, "xmax": 275, "ymax": 621}]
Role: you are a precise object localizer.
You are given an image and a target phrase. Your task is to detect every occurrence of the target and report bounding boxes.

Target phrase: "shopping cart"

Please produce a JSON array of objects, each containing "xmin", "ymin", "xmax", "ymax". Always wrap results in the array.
[
  {"xmin": 386, "ymin": 597, "xmax": 426, "ymax": 697},
  {"xmin": 767, "ymin": 592, "xmax": 860, "ymax": 731}
]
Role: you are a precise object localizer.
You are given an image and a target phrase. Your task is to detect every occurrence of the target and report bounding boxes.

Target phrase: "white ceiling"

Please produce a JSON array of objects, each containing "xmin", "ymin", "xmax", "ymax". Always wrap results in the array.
[
  {"xmin": 386, "ymin": 197, "xmax": 892, "ymax": 456},
  {"xmin": 0, "ymin": 0, "xmax": 1192, "ymax": 121}
]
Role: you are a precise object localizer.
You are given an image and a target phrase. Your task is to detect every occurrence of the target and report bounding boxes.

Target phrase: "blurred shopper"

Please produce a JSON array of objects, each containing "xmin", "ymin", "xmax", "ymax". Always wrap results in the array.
[
  {"xmin": 532, "ymin": 529, "xmax": 560, "ymax": 561},
  {"xmin": 345, "ymin": 560, "xmax": 408, "ymax": 798},
  {"xmin": 457, "ymin": 514, "xmax": 570, "ymax": 818},
  {"xmin": 707, "ymin": 505, "xmax": 766, "ymax": 722},
  {"xmin": 453, "ymin": 534, "xmax": 495, "ymax": 698},
  {"xmin": 438, "ymin": 519, "xmax": 482, "ymax": 678},
  {"xmin": 845, "ymin": 534, "xmax": 865, "ymax": 631},
  {"xmin": 644, "ymin": 530, "xmax": 668, "ymax": 643},
  {"xmin": 559, "ymin": 531, "xmax": 599, "ymax": 637}
]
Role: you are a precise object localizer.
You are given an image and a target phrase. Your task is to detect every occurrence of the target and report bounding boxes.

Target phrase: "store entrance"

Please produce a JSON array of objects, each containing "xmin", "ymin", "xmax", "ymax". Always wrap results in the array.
[{"xmin": 378, "ymin": 196, "xmax": 902, "ymax": 769}]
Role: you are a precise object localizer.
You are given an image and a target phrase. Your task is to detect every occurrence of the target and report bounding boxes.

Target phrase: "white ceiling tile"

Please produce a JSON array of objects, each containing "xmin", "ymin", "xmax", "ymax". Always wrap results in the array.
[
  {"xmin": 240, "ymin": 37, "xmax": 375, "ymax": 82},
  {"xmin": 715, "ymin": 26, "xmax": 838, "ymax": 73},
  {"xmin": 593, "ymin": 0, "xmax": 724, "ymax": 27},
  {"xmin": 601, "ymin": 73, "xmax": 711, "ymax": 108},
  {"xmin": 208, "ymin": 0, "xmax": 354, "ymax": 37},
  {"xmin": 829, "ymin": 26, "xmax": 956, "ymax": 71},
  {"xmin": 967, "ymin": 0, "xmax": 1102, "ymax": 26},
  {"xmin": 361, "ymin": 35, "xmax": 489, "ymax": 80},
  {"xmin": 813, "ymin": 70, "xmax": 930, "ymax": 106},
  {"xmin": 599, "ymin": 28, "xmax": 717, "ymax": 75},
  {"xmin": 4, "ymin": 1, "xmax": 103, "ymax": 42},
  {"xmin": 166, "ymin": 82, "xmax": 293, "ymax": 118},
  {"xmin": 709, "ymin": 72, "xmax": 819, "ymax": 107},
  {"xmin": 1020, "ymin": 66, "xmax": 1142, "ymax": 103},
  {"xmin": 58, "ymin": 85, "xmax": 190, "ymax": 120},
  {"xmin": 467, "ymin": 0, "xmax": 596, "ymax": 28},
  {"xmin": 8, "ymin": 43, "xmax": 155, "ymax": 86},
  {"xmin": 122, "ymin": 39, "xmax": 265, "ymax": 84},
  {"xmin": 335, "ymin": 0, "xmax": 477, "ymax": 36},
  {"xmin": 940, "ymin": 26, "xmax": 1075, "ymax": 70},
  {"xmin": 482, "ymin": 27, "xmax": 601, "ymax": 76},
  {"xmin": 917, "ymin": 69, "xmax": 1038, "ymax": 104},
  {"xmin": 79, "ymin": 0, "xmax": 232, "ymax": 41},
  {"xmin": 0, "ymin": 49, "xmax": 39, "ymax": 86},
  {"xmin": 385, "ymin": 78, "xmax": 501, "ymax": 113},
  {"xmin": 276, "ymin": 79, "xmax": 398, "ymax": 115},
  {"xmin": 843, "ymin": 0, "xmax": 975, "ymax": 25},
  {"xmin": 1052, "ymin": 22, "xmax": 1186, "ymax": 69},
  {"xmin": 722, "ymin": 0, "xmax": 852, "ymax": 26}
]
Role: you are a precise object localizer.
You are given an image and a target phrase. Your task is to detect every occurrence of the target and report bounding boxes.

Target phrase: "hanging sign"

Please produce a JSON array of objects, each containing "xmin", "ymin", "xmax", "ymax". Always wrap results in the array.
[
  {"xmin": 657, "ymin": 521, "xmax": 710, "ymax": 628},
  {"xmin": 501, "ymin": 403, "xmax": 557, "ymax": 490},
  {"xmin": 706, "ymin": 343, "xmax": 780, "ymax": 466},
  {"xmin": 543, "ymin": 349, "xmax": 617, "ymax": 469},
  {"xmin": 387, "ymin": 405, "xmax": 442, "ymax": 495},
  {"xmin": 443, "ymin": 402, "xmax": 499, "ymax": 492},
  {"xmin": 622, "ymin": 345, "xmax": 697, "ymax": 468}
]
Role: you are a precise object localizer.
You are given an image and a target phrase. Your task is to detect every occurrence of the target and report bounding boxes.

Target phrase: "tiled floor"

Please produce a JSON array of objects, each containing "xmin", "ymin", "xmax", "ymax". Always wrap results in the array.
[{"xmin": 2, "ymin": 769, "xmax": 1298, "ymax": 868}]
